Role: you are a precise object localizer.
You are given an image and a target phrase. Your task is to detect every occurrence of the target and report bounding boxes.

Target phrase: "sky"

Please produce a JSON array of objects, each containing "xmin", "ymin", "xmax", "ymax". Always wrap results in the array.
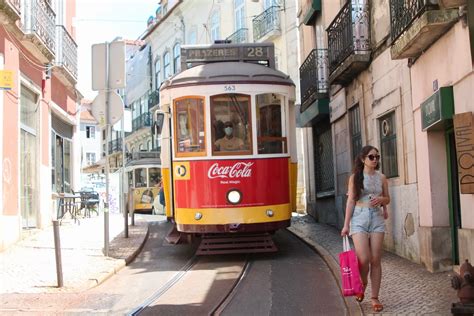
[{"xmin": 75, "ymin": 0, "xmax": 158, "ymax": 100}]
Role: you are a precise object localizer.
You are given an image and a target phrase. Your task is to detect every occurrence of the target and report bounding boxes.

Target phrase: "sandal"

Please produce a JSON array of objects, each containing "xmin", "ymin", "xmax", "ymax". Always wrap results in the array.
[
  {"xmin": 355, "ymin": 284, "xmax": 366, "ymax": 302},
  {"xmin": 371, "ymin": 297, "xmax": 383, "ymax": 312}
]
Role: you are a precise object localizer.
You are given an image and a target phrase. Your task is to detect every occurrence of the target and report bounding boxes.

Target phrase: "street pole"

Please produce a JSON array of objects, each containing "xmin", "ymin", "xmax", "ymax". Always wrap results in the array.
[
  {"xmin": 104, "ymin": 41, "xmax": 110, "ymax": 256},
  {"xmin": 122, "ymin": 113, "xmax": 128, "ymax": 238}
]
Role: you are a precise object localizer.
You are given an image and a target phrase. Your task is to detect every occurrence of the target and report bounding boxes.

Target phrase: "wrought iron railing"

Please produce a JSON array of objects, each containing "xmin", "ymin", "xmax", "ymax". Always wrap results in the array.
[
  {"xmin": 1, "ymin": 0, "xmax": 22, "ymax": 16},
  {"xmin": 132, "ymin": 112, "xmax": 152, "ymax": 131},
  {"xmin": 148, "ymin": 90, "xmax": 160, "ymax": 110},
  {"xmin": 253, "ymin": 6, "xmax": 281, "ymax": 41},
  {"xmin": 300, "ymin": 49, "xmax": 329, "ymax": 108},
  {"xmin": 390, "ymin": 0, "xmax": 437, "ymax": 43},
  {"xmin": 56, "ymin": 25, "xmax": 77, "ymax": 80},
  {"xmin": 226, "ymin": 28, "xmax": 248, "ymax": 44},
  {"xmin": 108, "ymin": 138, "xmax": 123, "ymax": 154},
  {"xmin": 327, "ymin": 0, "xmax": 370, "ymax": 74},
  {"xmin": 22, "ymin": 0, "xmax": 56, "ymax": 54}
]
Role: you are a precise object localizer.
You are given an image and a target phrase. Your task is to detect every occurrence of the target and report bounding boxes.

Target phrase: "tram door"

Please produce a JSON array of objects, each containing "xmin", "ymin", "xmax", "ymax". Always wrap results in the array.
[{"xmin": 446, "ymin": 129, "xmax": 461, "ymax": 265}]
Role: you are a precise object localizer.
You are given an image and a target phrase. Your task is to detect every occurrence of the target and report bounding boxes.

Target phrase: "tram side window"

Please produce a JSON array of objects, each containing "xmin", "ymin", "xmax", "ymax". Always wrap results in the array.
[
  {"xmin": 211, "ymin": 94, "xmax": 252, "ymax": 155},
  {"xmin": 135, "ymin": 168, "xmax": 147, "ymax": 188},
  {"xmin": 174, "ymin": 97, "xmax": 206, "ymax": 156},
  {"xmin": 256, "ymin": 93, "xmax": 286, "ymax": 154},
  {"xmin": 149, "ymin": 168, "xmax": 161, "ymax": 187}
]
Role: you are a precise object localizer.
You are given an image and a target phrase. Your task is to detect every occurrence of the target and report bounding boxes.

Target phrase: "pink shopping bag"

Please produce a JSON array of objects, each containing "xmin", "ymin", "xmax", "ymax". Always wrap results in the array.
[{"xmin": 339, "ymin": 235, "xmax": 364, "ymax": 296}]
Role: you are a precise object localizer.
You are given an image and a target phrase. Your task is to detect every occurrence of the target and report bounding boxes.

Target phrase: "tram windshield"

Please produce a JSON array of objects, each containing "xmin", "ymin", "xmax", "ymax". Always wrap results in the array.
[
  {"xmin": 175, "ymin": 97, "xmax": 206, "ymax": 156},
  {"xmin": 211, "ymin": 94, "xmax": 252, "ymax": 155},
  {"xmin": 256, "ymin": 93, "xmax": 287, "ymax": 154},
  {"xmin": 149, "ymin": 167, "xmax": 161, "ymax": 187},
  {"xmin": 134, "ymin": 168, "xmax": 147, "ymax": 188}
]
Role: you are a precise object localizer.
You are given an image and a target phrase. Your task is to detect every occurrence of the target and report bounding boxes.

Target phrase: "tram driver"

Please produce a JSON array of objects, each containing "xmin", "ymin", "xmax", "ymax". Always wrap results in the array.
[{"xmin": 214, "ymin": 121, "xmax": 244, "ymax": 152}]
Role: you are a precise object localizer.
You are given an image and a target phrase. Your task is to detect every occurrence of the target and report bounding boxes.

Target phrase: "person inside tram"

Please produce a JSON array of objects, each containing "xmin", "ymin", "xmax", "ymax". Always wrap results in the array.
[{"xmin": 214, "ymin": 121, "xmax": 244, "ymax": 152}]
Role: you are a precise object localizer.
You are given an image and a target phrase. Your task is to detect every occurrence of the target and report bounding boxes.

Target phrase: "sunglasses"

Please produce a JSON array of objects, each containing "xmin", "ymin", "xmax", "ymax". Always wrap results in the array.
[{"xmin": 367, "ymin": 154, "xmax": 381, "ymax": 161}]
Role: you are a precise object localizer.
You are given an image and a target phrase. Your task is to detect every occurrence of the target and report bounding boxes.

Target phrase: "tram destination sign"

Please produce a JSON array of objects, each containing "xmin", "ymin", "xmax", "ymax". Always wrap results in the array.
[{"xmin": 181, "ymin": 43, "xmax": 275, "ymax": 69}]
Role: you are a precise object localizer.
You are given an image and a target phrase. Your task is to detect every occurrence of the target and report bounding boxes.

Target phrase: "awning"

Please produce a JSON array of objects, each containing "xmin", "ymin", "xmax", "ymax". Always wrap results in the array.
[
  {"xmin": 298, "ymin": 98, "xmax": 329, "ymax": 127},
  {"xmin": 81, "ymin": 158, "xmax": 106, "ymax": 174},
  {"xmin": 302, "ymin": 0, "xmax": 322, "ymax": 25}
]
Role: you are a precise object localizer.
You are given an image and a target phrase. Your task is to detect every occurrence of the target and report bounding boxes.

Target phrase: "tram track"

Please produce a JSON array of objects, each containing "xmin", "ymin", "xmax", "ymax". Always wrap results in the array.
[{"xmin": 128, "ymin": 254, "xmax": 250, "ymax": 316}]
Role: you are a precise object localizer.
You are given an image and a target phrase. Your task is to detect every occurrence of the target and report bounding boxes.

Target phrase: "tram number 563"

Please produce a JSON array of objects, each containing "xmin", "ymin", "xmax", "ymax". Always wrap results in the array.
[{"xmin": 224, "ymin": 85, "xmax": 236, "ymax": 92}]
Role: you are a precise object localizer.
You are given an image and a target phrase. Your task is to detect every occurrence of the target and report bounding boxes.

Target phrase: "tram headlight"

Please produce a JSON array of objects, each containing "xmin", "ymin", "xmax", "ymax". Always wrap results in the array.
[
  {"xmin": 195, "ymin": 212, "xmax": 203, "ymax": 220},
  {"xmin": 226, "ymin": 189, "xmax": 242, "ymax": 205},
  {"xmin": 266, "ymin": 209, "xmax": 274, "ymax": 217}
]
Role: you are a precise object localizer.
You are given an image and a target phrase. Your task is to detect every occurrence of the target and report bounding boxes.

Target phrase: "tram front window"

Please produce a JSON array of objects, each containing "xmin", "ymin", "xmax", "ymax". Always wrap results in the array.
[
  {"xmin": 149, "ymin": 168, "xmax": 161, "ymax": 187},
  {"xmin": 174, "ymin": 97, "xmax": 206, "ymax": 156},
  {"xmin": 256, "ymin": 93, "xmax": 287, "ymax": 154},
  {"xmin": 211, "ymin": 94, "xmax": 252, "ymax": 155},
  {"xmin": 135, "ymin": 168, "xmax": 147, "ymax": 188}
]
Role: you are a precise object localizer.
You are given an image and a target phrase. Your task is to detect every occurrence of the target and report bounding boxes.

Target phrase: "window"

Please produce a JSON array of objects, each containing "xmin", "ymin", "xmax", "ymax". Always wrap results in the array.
[
  {"xmin": 134, "ymin": 168, "xmax": 147, "ymax": 188},
  {"xmin": 155, "ymin": 59, "xmax": 161, "ymax": 89},
  {"xmin": 147, "ymin": 139, "xmax": 152, "ymax": 151},
  {"xmin": 149, "ymin": 168, "xmax": 161, "ymax": 187},
  {"xmin": 256, "ymin": 93, "xmax": 286, "ymax": 154},
  {"xmin": 211, "ymin": 94, "xmax": 252, "ymax": 155},
  {"xmin": 174, "ymin": 97, "xmax": 206, "ymax": 156},
  {"xmin": 163, "ymin": 51, "xmax": 171, "ymax": 79},
  {"xmin": 210, "ymin": 10, "xmax": 220, "ymax": 42},
  {"xmin": 264, "ymin": 0, "xmax": 276, "ymax": 9},
  {"xmin": 173, "ymin": 43, "xmax": 181, "ymax": 74},
  {"xmin": 313, "ymin": 122, "xmax": 334, "ymax": 194},
  {"xmin": 86, "ymin": 126, "xmax": 95, "ymax": 139},
  {"xmin": 349, "ymin": 105, "xmax": 362, "ymax": 163},
  {"xmin": 86, "ymin": 152, "xmax": 96, "ymax": 165},
  {"xmin": 379, "ymin": 112, "xmax": 398, "ymax": 178},
  {"xmin": 234, "ymin": 0, "xmax": 245, "ymax": 30}
]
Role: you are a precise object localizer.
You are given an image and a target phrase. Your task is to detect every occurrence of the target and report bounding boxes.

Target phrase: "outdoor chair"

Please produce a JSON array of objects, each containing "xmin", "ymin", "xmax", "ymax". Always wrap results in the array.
[{"xmin": 79, "ymin": 191, "xmax": 100, "ymax": 217}]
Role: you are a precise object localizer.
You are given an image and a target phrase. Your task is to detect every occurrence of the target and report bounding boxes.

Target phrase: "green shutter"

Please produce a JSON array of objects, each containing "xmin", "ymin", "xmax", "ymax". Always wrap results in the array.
[{"xmin": 302, "ymin": 0, "xmax": 322, "ymax": 25}]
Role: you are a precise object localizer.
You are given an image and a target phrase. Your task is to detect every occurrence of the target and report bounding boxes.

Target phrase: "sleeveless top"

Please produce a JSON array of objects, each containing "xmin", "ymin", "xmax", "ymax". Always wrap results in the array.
[{"xmin": 358, "ymin": 171, "xmax": 383, "ymax": 203}]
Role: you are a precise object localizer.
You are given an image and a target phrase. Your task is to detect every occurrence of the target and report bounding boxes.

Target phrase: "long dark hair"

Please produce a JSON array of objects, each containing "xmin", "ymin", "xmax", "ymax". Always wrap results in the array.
[{"xmin": 352, "ymin": 145, "xmax": 380, "ymax": 200}]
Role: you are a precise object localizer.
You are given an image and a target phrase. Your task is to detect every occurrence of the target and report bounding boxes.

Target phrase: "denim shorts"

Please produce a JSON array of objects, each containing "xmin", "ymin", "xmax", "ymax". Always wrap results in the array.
[{"xmin": 350, "ymin": 206, "xmax": 385, "ymax": 236}]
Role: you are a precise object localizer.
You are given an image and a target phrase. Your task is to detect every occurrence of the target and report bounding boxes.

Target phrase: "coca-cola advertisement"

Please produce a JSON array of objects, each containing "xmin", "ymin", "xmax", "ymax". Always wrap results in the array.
[{"xmin": 174, "ymin": 158, "xmax": 289, "ymax": 209}]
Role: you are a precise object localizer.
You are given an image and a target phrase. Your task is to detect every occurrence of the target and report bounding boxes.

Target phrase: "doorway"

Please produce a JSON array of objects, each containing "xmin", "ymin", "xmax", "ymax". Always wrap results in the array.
[{"xmin": 446, "ymin": 128, "xmax": 462, "ymax": 265}]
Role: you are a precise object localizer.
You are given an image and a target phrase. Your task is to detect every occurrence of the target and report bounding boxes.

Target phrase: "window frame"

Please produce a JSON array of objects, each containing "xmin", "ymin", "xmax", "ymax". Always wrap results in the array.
[
  {"xmin": 173, "ymin": 43, "xmax": 181, "ymax": 74},
  {"xmin": 234, "ymin": 0, "xmax": 245, "ymax": 31},
  {"xmin": 378, "ymin": 111, "xmax": 399, "ymax": 178},
  {"xmin": 211, "ymin": 93, "xmax": 253, "ymax": 157},
  {"xmin": 173, "ymin": 96, "xmax": 207, "ymax": 158},
  {"xmin": 256, "ymin": 93, "xmax": 287, "ymax": 155},
  {"xmin": 210, "ymin": 10, "xmax": 220, "ymax": 42},
  {"xmin": 155, "ymin": 58, "xmax": 161, "ymax": 90},
  {"xmin": 348, "ymin": 104, "xmax": 362, "ymax": 163},
  {"xmin": 163, "ymin": 51, "xmax": 171, "ymax": 79}
]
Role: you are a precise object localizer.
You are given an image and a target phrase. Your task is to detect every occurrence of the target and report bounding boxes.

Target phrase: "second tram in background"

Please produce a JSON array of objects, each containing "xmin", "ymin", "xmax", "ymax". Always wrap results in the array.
[{"xmin": 156, "ymin": 43, "xmax": 297, "ymax": 254}]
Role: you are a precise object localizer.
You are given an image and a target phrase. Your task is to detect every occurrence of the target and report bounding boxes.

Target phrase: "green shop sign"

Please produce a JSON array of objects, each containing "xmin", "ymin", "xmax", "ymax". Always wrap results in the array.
[{"xmin": 421, "ymin": 86, "xmax": 454, "ymax": 131}]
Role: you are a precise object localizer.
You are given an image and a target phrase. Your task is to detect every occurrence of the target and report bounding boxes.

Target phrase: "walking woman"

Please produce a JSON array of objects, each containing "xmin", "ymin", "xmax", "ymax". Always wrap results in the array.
[{"xmin": 341, "ymin": 145, "xmax": 390, "ymax": 313}]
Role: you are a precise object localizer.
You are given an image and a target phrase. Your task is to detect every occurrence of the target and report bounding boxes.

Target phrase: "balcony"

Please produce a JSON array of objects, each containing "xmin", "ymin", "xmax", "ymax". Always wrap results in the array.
[
  {"xmin": 21, "ymin": 0, "xmax": 56, "ymax": 63},
  {"xmin": 108, "ymin": 138, "xmax": 123, "ymax": 154},
  {"xmin": 253, "ymin": 6, "xmax": 281, "ymax": 42},
  {"xmin": 390, "ymin": 0, "xmax": 459, "ymax": 59},
  {"xmin": 132, "ymin": 112, "xmax": 152, "ymax": 131},
  {"xmin": 300, "ymin": 49, "xmax": 329, "ymax": 112},
  {"xmin": 0, "ymin": 0, "xmax": 21, "ymax": 24},
  {"xmin": 226, "ymin": 28, "xmax": 248, "ymax": 44},
  {"xmin": 53, "ymin": 25, "xmax": 77, "ymax": 86},
  {"xmin": 327, "ymin": 0, "xmax": 371, "ymax": 85},
  {"xmin": 148, "ymin": 90, "xmax": 160, "ymax": 110}
]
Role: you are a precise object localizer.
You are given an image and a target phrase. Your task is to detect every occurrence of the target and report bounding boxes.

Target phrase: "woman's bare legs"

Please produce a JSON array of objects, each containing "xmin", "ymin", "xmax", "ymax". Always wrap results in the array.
[
  {"xmin": 369, "ymin": 232, "xmax": 384, "ymax": 305},
  {"xmin": 352, "ymin": 232, "xmax": 371, "ymax": 289}
]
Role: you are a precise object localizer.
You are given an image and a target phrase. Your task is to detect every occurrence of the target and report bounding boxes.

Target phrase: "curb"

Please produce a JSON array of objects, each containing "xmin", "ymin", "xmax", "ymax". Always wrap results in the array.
[
  {"xmin": 288, "ymin": 226, "xmax": 364, "ymax": 316},
  {"xmin": 85, "ymin": 221, "xmax": 150, "ymax": 290}
]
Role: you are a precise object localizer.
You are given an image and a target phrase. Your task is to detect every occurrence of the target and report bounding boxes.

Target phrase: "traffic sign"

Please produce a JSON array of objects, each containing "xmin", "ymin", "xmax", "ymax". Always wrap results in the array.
[
  {"xmin": 92, "ymin": 41, "xmax": 126, "ymax": 91},
  {"xmin": 91, "ymin": 91, "xmax": 124, "ymax": 127}
]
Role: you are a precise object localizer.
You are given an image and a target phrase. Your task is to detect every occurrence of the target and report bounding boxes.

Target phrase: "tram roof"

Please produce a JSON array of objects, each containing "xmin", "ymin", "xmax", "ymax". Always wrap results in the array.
[
  {"xmin": 125, "ymin": 157, "xmax": 161, "ymax": 169},
  {"xmin": 161, "ymin": 62, "xmax": 295, "ymax": 90}
]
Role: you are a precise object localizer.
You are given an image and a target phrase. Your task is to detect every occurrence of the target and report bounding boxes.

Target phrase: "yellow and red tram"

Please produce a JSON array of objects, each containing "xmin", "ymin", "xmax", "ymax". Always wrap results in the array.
[{"xmin": 157, "ymin": 43, "xmax": 297, "ymax": 239}]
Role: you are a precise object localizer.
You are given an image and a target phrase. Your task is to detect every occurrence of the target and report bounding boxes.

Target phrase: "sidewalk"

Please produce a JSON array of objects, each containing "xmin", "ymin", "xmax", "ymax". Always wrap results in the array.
[
  {"xmin": 289, "ymin": 213, "xmax": 458, "ymax": 315},
  {"xmin": 0, "ymin": 213, "xmax": 149, "ymax": 294},
  {"xmin": 0, "ymin": 212, "xmax": 459, "ymax": 315}
]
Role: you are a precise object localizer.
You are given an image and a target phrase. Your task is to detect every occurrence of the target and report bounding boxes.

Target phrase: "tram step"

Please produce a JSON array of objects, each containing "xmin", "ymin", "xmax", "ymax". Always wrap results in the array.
[{"xmin": 196, "ymin": 233, "xmax": 277, "ymax": 255}]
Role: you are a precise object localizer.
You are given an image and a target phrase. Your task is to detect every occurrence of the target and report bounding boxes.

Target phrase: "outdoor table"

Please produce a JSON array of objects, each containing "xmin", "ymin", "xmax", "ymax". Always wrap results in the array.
[{"xmin": 56, "ymin": 193, "xmax": 81, "ymax": 224}]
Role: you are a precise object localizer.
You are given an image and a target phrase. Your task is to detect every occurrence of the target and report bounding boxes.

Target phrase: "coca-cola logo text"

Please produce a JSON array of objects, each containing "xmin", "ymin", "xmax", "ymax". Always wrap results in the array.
[{"xmin": 208, "ymin": 162, "xmax": 254, "ymax": 179}]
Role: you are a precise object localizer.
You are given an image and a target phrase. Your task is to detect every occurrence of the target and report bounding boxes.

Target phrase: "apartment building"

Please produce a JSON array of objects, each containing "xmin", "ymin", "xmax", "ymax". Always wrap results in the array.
[
  {"xmin": 0, "ymin": 0, "xmax": 80, "ymax": 250},
  {"xmin": 298, "ymin": 0, "xmax": 473, "ymax": 272}
]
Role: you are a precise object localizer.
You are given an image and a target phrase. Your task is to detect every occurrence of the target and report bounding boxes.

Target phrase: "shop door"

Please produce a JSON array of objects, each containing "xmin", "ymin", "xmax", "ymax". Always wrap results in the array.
[
  {"xmin": 20, "ymin": 129, "xmax": 37, "ymax": 228},
  {"xmin": 446, "ymin": 129, "xmax": 462, "ymax": 265}
]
